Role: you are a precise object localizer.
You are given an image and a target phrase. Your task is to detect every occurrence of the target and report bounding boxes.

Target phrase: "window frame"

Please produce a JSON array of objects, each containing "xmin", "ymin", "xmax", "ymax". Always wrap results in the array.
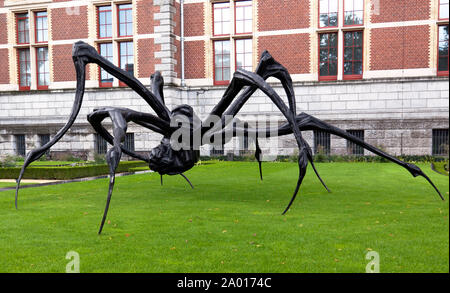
[
  {"xmin": 346, "ymin": 130, "xmax": 364, "ymax": 155},
  {"xmin": 235, "ymin": 38, "xmax": 253, "ymax": 72},
  {"xmin": 117, "ymin": 3, "xmax": 133, "ymax": 38},
  {"xmin": 118, "ymin": 41, "xmax": 134, "ymax": 87},
  {"xmin": 17, "ymin": 48, "xmax": 31, "ymax": 91},
  {"xmin": 98, "ymin": 42, "xmax": 114, "ymax": 87},
  {"xmin": 318, "ymin": 32, "xmax": 338, "ymax": 81},
  {"xmin": 314, "ymin": 130, "xmax": 331, "ymax": 155},
  {"xmin": 97, "ymin": 5, "xmax": 113, "ymax": 39},
  {"xmin": 439, "ymin": 0, "xmax": 449, "ymax": 21},
  {"xmin": 437, "ymin": 24, "xmax": 449, "ymax": 76},
  {"xmin": 34, "ymin": 11, "xmax": 48, "ymax": 44},
  {"xmin": 16, "ymin": 13, "xmax": 30, "ymax": 45},
  {"xmin": 234, "ymin": 0, "xmax": 253, "ymax": 35},
  {"xmin": 36, "ymin": 46, "xmax": 49, "ymax": 90},
  {"xmin": 343, "ymin": 0, "xmax": 364, "ymax": 27},
  {"xmin": 213, "ymin": 2, "xmax": 231, "ymax": 37},
  {"xmin": 15, "ymin": 134, "xmax": 26, "ymax": 157},
  {"xmin": 343, "ymin": 30, "xmax": 364, "ymax": 80},
  {"xmin": 432, "ymin": 129, "xmax": 449, "ymax": 156},
  {"xmin": 213, "ymin": 40, "xmax": 231, "ymax": 85},
  {"xmin": 318, "ymin": 0, "xmax": 339, "ymax": 29}
]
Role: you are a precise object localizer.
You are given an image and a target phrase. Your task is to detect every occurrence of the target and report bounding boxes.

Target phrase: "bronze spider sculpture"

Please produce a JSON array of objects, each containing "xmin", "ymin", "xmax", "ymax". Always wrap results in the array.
[{"xmin": 15, "ymin": 41, "xmax": 444, "ymax": 234}]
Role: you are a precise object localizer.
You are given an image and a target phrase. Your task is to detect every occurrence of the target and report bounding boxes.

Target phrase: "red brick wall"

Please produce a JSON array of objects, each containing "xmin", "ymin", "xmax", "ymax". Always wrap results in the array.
[
  {"xmin": 370, "ymin": 25, "xmax": 430, "ymax": 70},
  {"xmin": 258, "ymin": 34, "xmax": 310, "ymax": 74},
  {"xmin": 0, "ymin": 14, "xmax": 7, "ymax": 44},
  {"xmin": 51, "ymin": 6, "xmax": 88, "ymax": 40},
  {"xmin": 184, "ymin": 41, "xmax": 205, "ymax": 79},
  {"xmin": 258, "ymin": 0, "xmax": 310, "ymax": 31},
  {"xmin": 184, "ymin": 3, "xmax": 204, "ymax": 37},
  {"xmin": 137, "ymin": 38, "xmax": 159, "ymax": 78},
  {"xmin": 137, "ymin": 0, "xmax": 158, "ymax": 35},
  {"xmin": 52, "ymin": 44, "xmax": 90, "ymax": 81},
  {"xmin": 0, "ymin": 49, "xmax": 9, "ymax": 84},
  {"xmin": 371, "ymin": 0, "xmax": 431, "ymax": 23}
]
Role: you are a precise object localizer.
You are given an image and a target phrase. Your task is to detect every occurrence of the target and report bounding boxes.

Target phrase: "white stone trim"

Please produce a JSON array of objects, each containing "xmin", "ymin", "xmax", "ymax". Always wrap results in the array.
[
  {"xmin": 367, "ymin": 20, "xmax": 435, "ymax": 29},
  {"xmin": 255, "ymin": 28, "xmax": 314, "ymax": 37},
  {"xmin": 364, "ymin": 68, "xmax": 437, "ymax": 79}
]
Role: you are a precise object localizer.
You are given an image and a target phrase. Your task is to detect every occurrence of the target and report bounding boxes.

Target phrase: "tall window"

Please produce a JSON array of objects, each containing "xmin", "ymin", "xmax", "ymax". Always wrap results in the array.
[
  {"xmin": 438, "ymin": 25, "xmax": 449, "ymax": 76},
  {"xmin": 95, "ymin": 4, "xmax": 134, "ymax": 87},
  {"xmin": 99, "ymin": 43, "xmax": 113, "ymax": 87},
  {"xmin": 119, "ymin": 41, "xmax": 134, "ymax": 86},
  {"xmin": 35, "ymin": 11, "xmax": 48, "ymax": 43},
  {"xmin": 432, "ymin": 129, "xmax": 449, "ymax": 156},
  {"xmin": 212, "ymin": 1, "xmax": 253, "ymax": 85},
  {"xmin": 37, "ymin": 47, "xmax": 49, "ymax": 89},
  {"xmin": 319, "ymin": 32, "xmax": 338, "ymax": 80},
  {"xmin": 18, "ymin": 49, "xmax": 31, "ymax": 90},
  {"xmin": 95, "ymin": 134, "xmax": 107, "ymax": 155},
  {"xmin": 15, "ymin": 134, "xmax": 26, "ymax": 157},
  {"xmin": 118, "ymin": 3, "xmax": 133, "ymax": 37},
  {"xmin": 440, "ymin": 0, "xmax": 449, "ymax": 20},
  {"xmin": 16, "ymin": 13, "xmax": 29, "ymax": 44},
  {"xmin": 39, "ymin": 134, "xmax": 50, "ymax": 155},
  {"xmin": 214, "ymin": 40, "xmax": 231, "ymax": 85},
  {"xmin": 319, "ymin": 0, "xmax": 338, "ymax": 28},
  {"xmin": 343, "ymin": 31, "xmax": 363, "ymax": 79},
  {"xmin": 235, "ymin": 38, "xmax": 252, "ymax": 71},
  {"xmin": 347, "ymin": 130, "xmax": 364, "ymax": 155},
  {"xmin": 314, "ymin": 130, "xmax": 331, "ymax": 155},
  {"xmin": 344, "ymin": 0, "xmax": 363, "ymax": 26},
  {"xmin": 235, "ymin": 0, "xmax": 252, "ymax": 34},
  {"xmin": 213, "ymin": 2, "xmax": 230, "ymax": 36},
  {"xmin": 125, "ymin": 133, "xmax": 135, "ymax": 152},
  {"xmin": 98, "ymin": 6, "xmax": 112, "ymax": 39}
]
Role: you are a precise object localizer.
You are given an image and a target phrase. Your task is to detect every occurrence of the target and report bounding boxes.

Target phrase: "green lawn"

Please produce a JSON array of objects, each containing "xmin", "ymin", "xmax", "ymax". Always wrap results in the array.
[{"xmin": 0, "ymin": 162, "xmax": 448, "ymax": 273}]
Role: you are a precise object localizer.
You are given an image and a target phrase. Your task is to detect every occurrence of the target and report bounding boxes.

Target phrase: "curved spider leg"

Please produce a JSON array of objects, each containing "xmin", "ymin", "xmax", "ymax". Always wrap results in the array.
[
  {"xmin": 15, "ymin": 55, "xmax": 89, "ymax": 209},
  {"xmin": 204, "ymin": 51, "xmax": 330, "ymax": 192},
  {"xmin": 205, "ymin": 69, "xmax": 312, "ymax": 214},
  {"xmin": 160, "ymin": 175, "xmax": 163, "ymax": 186},
  {"xmin": 150, "ymin": 71, "xmax": 165, "ymax": 106},
  {"xmin": 293, "ymin": 113, "xmax": 444, "ymax": 201},
  {"xmin": 180, "ymin": 173, "xmax": 194, "ymax": 189},
  {"xmin": 88, "ymin": 109, "xmax": 127, "ymax": 235},
  {"xmin": 255, "ymin": 133, "xmax": 263, "ymax": 181},
  {"xmin": 248, "ymin": 112, "xmax": 444, "ymax": 201}
]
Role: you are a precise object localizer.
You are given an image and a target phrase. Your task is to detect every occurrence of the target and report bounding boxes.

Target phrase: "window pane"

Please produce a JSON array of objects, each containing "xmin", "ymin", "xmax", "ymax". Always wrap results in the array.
[
  {"xmin": 37, "ymin": 47, "xmax": 49, "ymax": 86},
  {"xmin": 19, "ymin": 49, "xmax": 30, "ymax": 87},
  {"xmin": 213, "ymin": 3, "xmax": 230, "ymax": 36},
  {"xmin": 99, "ymin": 43, "xmax": 113, "ymax": 84},
  {"xmin": 118, "ymin": 4, "xmax": 132, "ymax": 36},
  {"xmin": 17, "ymin": 13, "xmax": 29, "ymax": 44},
  {"xmin": 214, "ymin": 40, "xmax": 231, "ymax": 83},
  {"xmin": 440, "ymin": 1, "xmax": 449, "ymax": 19}
]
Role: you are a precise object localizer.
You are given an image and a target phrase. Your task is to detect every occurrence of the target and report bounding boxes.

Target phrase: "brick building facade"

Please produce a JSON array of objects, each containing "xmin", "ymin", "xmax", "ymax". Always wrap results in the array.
[{"xmin": 0, "ymin": 0, "xmax": 448, "ymax": 159}]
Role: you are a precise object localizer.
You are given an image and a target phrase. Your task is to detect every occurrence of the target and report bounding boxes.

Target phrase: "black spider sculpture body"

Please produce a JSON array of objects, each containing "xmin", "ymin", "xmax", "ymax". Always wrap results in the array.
[{"xmin": 15, "ymin": 41, "xmax": 444, "ymax": 234}]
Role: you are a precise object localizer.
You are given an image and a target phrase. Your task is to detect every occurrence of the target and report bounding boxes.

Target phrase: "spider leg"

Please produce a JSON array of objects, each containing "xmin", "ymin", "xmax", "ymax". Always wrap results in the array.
[{"xmin": 204, "ymin": 69, "xmax": 312, "ymax": 214}]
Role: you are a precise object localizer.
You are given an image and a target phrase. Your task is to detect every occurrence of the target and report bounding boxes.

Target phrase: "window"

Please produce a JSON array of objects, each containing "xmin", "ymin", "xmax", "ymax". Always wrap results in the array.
[
  {"xmin": 213, "ymin": 2, "xmax": 231, "ymax": 36},
  {"xmin": 344, "ymin": 0, "xmax": 363, "ymax": 26},
  {"xmin": 432, "ymin": 129, "xmax": 449, "ymax": 156},
  {"xmin": 347, "ymin": 130, "xmax": 364, "ymax": 155},
  {"xmin": 440, "ymin": 0, "xmax": 449, "ymax": 20},
  {"xmin": 211, "ymin": 147, "xmax": 224, "ymax": 156},
  {"xmin": 124, "ymin": 133, "xmax": 135, "ymax": 152},
  {"xmin": 35, "ymin": 11, "xmax": 48, "ymax": 43},
  {"xmin": 98, "ymin": 6, "xmax": 112, "ymax": 39},
  {"xmin": 18, "ymin": 49, "xmax": 31, "ymax": 90},
  {"xmin": 118, "ymin": 3, "xmax": 133, "ymax": 37},
  {"xmin": 95, "ymin": 133, "xmax": 107, "ymax": 155},
  {"xmin": 99, "ymin": 43, "xmax": 113, "ymax": 87},
  {"xmin": 212, "ymin": 1, "xmax": 253, "ymax": 85},
  {"xmin": 214, "ymin": 40, "xmax": 231, "ymax": 85},
  {"xmin": 343, "ymin": 31, "xmax": 363, "ymax": 79},
  {"xmin": 235, "ymin": 38, "xmax": 252, "ymax": 71},
  {"xmin": 16, "ymin": 13, "xmax": 29, "ymax": 44},
  {"xmin": 438, "ymin": 25, "xmax": 449, "ymax": 76},
  {"xmin": 319, "ymin": 33, "xmax": 338, "ymax": 80},
  {"xmin": 314, "ymin": 130, "xmax": 331, "ymax": 155},
  {"xmin": 235, "ymin": 0, "xmax": 252, "ymax": 34},
  {"xmin": 319, "ymin": 0, "xmax": 338, "ymax": 28},
  {"xmin": 15, "ymin": 134, "xmax": 26, "ymax": 156},
  {"xmin": 39, "ymin": 134, "xmax": 50, "ymax": 155},
  {"xmin": 36, "ymin": 47, "xmax": 49, "ymax": 89},
  {"xmin": 119, "ymin": 41, "xmax": 134, "ymax": 86}
]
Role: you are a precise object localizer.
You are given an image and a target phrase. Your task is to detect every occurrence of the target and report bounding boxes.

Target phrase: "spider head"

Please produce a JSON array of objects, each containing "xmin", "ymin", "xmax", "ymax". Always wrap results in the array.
[{"xmin": 148, "ymin": 104, "xmax": 200, "ymax": 175}]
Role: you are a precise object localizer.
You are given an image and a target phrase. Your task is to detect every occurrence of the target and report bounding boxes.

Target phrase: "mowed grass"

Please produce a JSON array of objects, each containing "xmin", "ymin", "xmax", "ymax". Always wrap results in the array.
[{"xmin": 0, "ymin": 162, "xmax": 448, "ymax": 273}]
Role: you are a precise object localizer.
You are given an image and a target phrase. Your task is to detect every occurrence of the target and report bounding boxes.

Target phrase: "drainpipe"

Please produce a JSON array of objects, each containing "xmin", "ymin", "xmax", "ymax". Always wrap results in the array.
[{"xmin": 180, "ymin": 0, "xmax": 186, "ymax": 87}]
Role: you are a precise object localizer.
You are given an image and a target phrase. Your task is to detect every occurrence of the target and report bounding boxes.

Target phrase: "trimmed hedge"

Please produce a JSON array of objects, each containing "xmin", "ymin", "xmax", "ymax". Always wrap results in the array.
[{"xmin": 0, "ymin": 161, "xmax": 148, "ymax": 180}]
